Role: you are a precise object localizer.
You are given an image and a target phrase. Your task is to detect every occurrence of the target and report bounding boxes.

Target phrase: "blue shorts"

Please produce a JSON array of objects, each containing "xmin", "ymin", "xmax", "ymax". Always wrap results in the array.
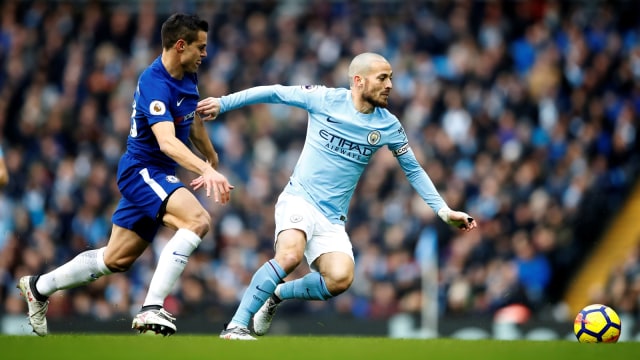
[{"xmin": 112, "ymin": 152, "xmax": 184, "ymax": 242}]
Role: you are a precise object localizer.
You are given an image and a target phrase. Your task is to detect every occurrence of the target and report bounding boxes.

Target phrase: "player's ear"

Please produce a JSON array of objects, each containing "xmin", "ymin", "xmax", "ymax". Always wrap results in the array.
[
  {"xmin": 176, "ymin": 39, "xmax": 185, "ymax": 52},
  {"xmin": 354, "ymin": 75, "xmax": 363, "ymax": 87}
]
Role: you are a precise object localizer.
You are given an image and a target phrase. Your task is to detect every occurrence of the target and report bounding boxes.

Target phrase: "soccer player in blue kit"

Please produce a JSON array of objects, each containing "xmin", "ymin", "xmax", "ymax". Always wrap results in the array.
[
  {"xmin": 196, "ymin": 52, "xmax": 477, "ymax": 340},
  {"xmin": 17, "ymin": 13, "xmax": 233, "ymax": 336}
]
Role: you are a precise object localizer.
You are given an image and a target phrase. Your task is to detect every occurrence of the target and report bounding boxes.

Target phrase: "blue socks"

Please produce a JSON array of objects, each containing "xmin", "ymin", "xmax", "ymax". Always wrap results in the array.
[
  {"xmin": 228, "ymin": 260, "xmax": 335, "ymax": 329},
  {"xmin": 278, "ymin": 272, "xmax": 333, "ymax": 301},
  {"xmin": 229, "ymin": 259, "xmax": 286, "ymax": 328}
]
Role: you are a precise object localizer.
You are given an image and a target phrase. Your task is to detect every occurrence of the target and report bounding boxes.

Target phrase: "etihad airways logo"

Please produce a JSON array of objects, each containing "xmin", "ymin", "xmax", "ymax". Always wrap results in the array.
[{"xmin": 319, "ymin": 129, "xmax": 376, "ymax": 161}]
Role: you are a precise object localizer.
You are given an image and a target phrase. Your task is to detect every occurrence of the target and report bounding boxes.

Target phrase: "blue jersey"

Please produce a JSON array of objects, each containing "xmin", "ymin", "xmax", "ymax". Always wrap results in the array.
[
  {"xmin": 126, "ymin": 56, "xmax": 200, "ymax": 171},
  {"xmin": 112, "ymin": 56, "xmax": 201, "ymax": 242},
  {"xmin": 219, "ymin": 85, "xmax": 447, "ymax": 224}
]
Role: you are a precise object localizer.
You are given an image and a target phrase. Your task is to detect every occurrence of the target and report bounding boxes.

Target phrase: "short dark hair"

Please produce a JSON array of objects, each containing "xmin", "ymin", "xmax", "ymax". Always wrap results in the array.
[{"xmin": 161, "ymin": 13, "xmax": 209, "ymax": 50}]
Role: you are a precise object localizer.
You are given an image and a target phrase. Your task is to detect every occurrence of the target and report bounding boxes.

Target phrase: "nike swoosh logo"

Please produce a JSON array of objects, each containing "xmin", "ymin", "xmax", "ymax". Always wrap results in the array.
[
  {"xmin": 326, "ymin": 117, "xmax": 340, "ymax": 124},
  {"xmin": 172, "ymin": 251, "xmax": 189, "ymax": 258},
  {"xmin": 177, "ymin": 97, "xmax": 186, "ymax": 106},
  {"xmin": 255, "ymin": 285, "xmax": 271, "ymax": 295}
]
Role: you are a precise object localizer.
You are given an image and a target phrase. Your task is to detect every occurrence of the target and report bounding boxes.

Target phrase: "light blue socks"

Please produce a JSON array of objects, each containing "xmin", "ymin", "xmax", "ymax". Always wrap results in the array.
[
  {"xmin": 229, "ymin": 259, "xmax": 286, "ymax": 328},
  {"xmin": 278, "ymin": 271, "xmax": 333, "ymax": 301}
]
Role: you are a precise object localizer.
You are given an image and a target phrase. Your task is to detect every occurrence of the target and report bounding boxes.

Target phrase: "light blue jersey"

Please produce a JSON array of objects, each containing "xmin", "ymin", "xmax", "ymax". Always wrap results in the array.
[{"xmin": 219, "ymin": 85, "xmax": 446, "ymax": 224}]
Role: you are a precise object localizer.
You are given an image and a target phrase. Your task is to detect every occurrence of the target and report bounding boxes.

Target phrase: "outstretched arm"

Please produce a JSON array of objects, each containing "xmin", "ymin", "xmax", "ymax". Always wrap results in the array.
[{"xmin": 196, "ymin": 85, "xmax": 314, "ymax": 120}]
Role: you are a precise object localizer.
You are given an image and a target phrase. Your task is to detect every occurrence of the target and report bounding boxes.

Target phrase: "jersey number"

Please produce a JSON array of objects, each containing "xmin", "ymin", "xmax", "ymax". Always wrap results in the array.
[{"xmin": 129, "ymin": 100, "xmax": 138, "ymax": 137}]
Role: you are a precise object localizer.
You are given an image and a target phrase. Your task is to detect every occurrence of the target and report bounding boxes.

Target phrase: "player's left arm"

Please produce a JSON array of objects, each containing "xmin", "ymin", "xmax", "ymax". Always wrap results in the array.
[
  {"xmin": 393, "ymin": 142, "xmax": 476, "ymax": 232},
  {"xmin": 189, "ymin": 112, "xmax": 219, "ymax": 169}
]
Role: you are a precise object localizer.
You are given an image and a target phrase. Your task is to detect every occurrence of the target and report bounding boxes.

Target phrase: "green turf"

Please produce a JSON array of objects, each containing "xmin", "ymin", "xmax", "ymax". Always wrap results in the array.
[{"xmin": 2, "ymin": 334, "xmax": 639, "ymax": 360}]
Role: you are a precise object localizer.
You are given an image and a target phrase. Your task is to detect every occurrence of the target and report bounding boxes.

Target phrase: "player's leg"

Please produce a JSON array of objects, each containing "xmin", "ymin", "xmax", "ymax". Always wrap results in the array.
[
  {"xmin": 133, "ymin": 187, "xmax": 209, "ymax": 335},
  {"xmin": 252, "ymin": 252, "xmax": 354, "ymax": 337},
  {"xmin": 282, "ymin": 218, "xmax": 355, "ymax": 299},
  {"xmin": 279, "ymin": 252, "xmax": 354, "ymax": 300},
  {"xmin": 17, "ymin": 224, "xmax": 147, "ymax": 336},
  {"xmin": 253, "ymin": 218, "xmax": 354, "ymax": 336},
  {"xmin": 221, "ymin": 193, "xmax": 309, "ymax": 340},
  {"xmin": 115, "ymin": 165, "xmax": 203, "ymax": 335},
  {"xmin": 221, "ymin": 229, "xmax": 304, "ymax": 340}
]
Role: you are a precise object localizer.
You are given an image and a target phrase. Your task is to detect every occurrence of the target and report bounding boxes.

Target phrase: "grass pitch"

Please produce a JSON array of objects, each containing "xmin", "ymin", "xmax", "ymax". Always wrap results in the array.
[{"xmin": 2, "ymin": 334, "xmax": 639, "ymax": 360}]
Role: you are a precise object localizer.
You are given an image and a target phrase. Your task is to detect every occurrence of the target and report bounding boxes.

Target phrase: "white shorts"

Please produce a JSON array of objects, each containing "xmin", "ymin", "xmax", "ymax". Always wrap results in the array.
[{"xmin": 274, "ymin": 192, "xmax": 354, "ymax": 271}]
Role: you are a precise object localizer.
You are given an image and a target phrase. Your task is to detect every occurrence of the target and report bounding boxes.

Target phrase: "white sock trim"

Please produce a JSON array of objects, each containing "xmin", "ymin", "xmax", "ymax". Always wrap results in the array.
[
  {"xmin": 96, "ymin": 247, "xmax": 112, "ymax": 275},
  {"xmin": 175, "ymin": 228, "xmax": 202, "ymax": 250}
]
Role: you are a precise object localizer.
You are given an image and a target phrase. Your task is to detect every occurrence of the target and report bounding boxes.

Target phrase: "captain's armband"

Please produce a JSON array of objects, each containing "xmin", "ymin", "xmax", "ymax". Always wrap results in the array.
[{"xmin": 392, "ymin": 144, "xmax": 410, "ymax": 157}]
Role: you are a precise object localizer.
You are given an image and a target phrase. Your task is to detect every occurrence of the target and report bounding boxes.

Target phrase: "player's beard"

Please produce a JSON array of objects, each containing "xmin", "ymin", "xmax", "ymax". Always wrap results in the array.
[{"xmin": 363, "ymin": 92, "xmax": 388, "ymax": 108}]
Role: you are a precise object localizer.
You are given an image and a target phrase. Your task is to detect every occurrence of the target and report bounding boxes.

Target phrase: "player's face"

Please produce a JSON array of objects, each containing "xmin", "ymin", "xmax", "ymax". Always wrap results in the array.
[
  {"xmin": 361, "ymin": 61, "xmax": 393, "ymax": 108},
  {"xmin": 181, "ymin": 31, "xmax": 208, "ymax": 73}
]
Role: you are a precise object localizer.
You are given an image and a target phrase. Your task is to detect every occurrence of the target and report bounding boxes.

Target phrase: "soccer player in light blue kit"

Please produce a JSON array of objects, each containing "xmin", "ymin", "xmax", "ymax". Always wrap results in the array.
[
  {"xmin": 197, "ymin": 52, "xmax": 477, "ymax": 340},
  {"xmin": 17, "ymin": 14, "xmax": 233, "ymax": 336}
]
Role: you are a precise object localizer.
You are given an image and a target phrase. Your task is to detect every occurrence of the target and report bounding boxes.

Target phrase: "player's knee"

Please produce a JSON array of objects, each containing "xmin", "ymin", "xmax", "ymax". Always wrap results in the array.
[
  {"xmin": 323, "ymin": 270, "xmax": 354, "ymax": 295},
  {"xmin": 104, "ymin": 257, "xmax": 134, "ymax": 273},
  {"xmin": 274, "ymin": 251, "xmax": 304, "ymax": 273},
  {"xmin": 189, "ymin": 209, "xmax": 211, "ymax": 238}
]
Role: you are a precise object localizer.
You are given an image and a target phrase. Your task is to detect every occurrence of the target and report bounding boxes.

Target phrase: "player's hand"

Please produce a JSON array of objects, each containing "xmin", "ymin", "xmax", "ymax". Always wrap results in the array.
[
  {"xmin": 448, "ymin": 211, "xmax": 477, "ymax": 232},
  {"xmin": 438, "ymin": 208, "xmax": 477, "ymax": 232},
  {"xmin": 196, "ymin": 97, "xmax": 221, "ymax": 121},
  {"xmin": 191, "ymin": 168, "xmax": 234, "ymax": 204},
  {"xmin": 190, "ymin": 176, "xmax": 204, "ymax": 190}
]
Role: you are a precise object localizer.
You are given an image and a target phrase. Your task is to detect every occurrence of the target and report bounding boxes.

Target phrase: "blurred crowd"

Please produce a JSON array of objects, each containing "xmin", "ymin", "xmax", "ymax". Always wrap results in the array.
[{"xmin": 1, "ymin": 0, "xmax": 639, "ymax": 331}]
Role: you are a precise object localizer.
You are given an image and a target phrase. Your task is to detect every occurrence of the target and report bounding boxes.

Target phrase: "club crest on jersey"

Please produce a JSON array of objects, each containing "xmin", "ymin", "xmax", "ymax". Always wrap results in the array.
[
  {"xmin": 290, "ymin": 214, "xmax": 303, "ymax": 223},
  {"xmin": 150, "ymin": 100, "xmax": 166, "ymax": 115},
  {"xmin": 301, "ymin": 85, "xmax": 318, "ymax": 92},
  {"xmin": 367, "ymin": 130, "xmax": 381, "ymax": 145},
  {"xmin": 166, "ymin": 175, "xmax": 179, "ymax": 183}
]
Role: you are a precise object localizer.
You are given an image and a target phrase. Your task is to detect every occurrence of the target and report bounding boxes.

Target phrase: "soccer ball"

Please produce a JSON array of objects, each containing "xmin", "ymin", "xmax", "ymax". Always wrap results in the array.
[{"xmin": 573, "ymin": 304, "xmax": 621, "ymax": 343}]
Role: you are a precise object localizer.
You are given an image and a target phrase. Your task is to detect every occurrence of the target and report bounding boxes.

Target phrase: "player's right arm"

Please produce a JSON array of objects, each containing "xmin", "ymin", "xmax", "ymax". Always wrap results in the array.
[
  {"xmin": 151, "ymin": 121, "xmax": 232, "ymax": 204},
  {"xmin": 196, "ymin": 85, "xmax": 321, "ymax": 119}
]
